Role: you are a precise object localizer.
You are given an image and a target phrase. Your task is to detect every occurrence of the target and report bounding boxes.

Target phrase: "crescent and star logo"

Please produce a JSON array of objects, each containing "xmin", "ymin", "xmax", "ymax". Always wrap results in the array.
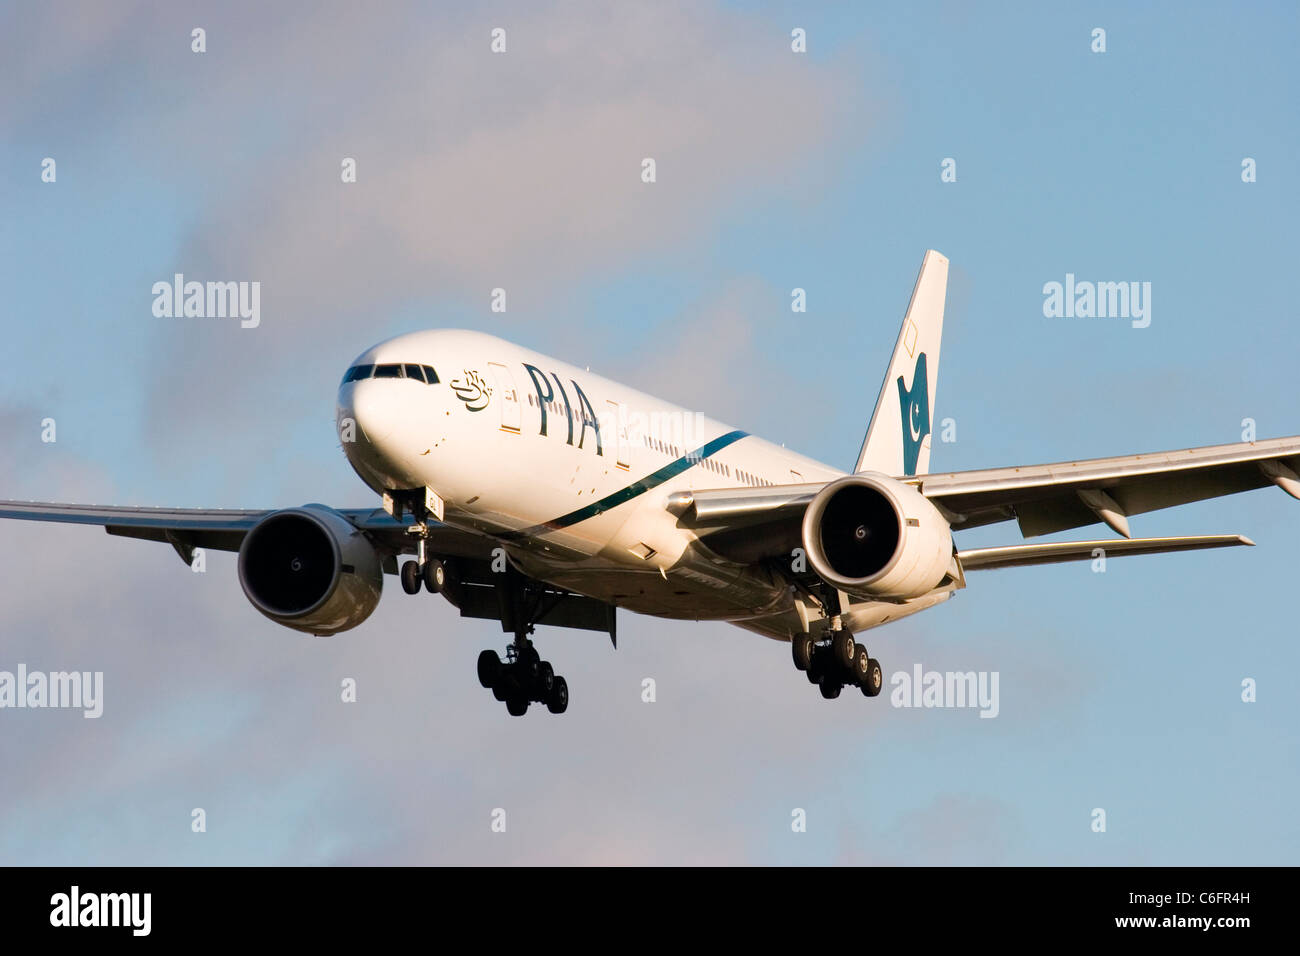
[{"xmin": 895, "ymin": 353, "xmax": 930, "ymax": 476}]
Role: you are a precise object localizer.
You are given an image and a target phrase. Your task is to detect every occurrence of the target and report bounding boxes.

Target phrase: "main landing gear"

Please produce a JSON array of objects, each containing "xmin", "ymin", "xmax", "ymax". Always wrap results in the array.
[
  {"xmin": 476, "ymin": 639, "xmax": 569, "ymax": 716},
  {"xmin": 791, "ymin": 620, "xmax": 883, "ymax": 700},
  {"xmin": 479, "ymin": 565, "xmax": 571, "ymax": 716},
  {"xmin": 400, "ymin": 553, "xmax": 568, "ymax": 714}
]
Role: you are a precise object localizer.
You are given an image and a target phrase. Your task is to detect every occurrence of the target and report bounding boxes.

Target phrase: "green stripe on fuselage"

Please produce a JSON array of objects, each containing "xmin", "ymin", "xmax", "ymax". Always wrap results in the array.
[{"xmin": 497, "ymin": 429, "xmax": 749, "ymax": 541}]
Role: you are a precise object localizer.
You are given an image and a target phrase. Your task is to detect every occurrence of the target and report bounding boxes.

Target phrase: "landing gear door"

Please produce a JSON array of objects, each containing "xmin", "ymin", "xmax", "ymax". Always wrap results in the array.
[
  {"xmin": 488, "ymin": 362, "xmax": 521, "ymax": 433},
  {"xmin": 605, "ymin": 400, "xmax": 629, "ymax": 470}
]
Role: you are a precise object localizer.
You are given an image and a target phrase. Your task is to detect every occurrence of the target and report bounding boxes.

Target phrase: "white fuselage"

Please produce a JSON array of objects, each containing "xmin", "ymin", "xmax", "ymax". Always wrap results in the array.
[{"xmin": 337, "ymin": 329, "xmax": 944, "ymax": 637}]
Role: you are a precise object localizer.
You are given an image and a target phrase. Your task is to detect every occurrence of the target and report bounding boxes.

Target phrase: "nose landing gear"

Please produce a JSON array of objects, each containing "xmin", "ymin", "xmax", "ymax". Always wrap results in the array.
[
  {"xmin": 400, "ymin": 555, "xmax": 445, "ymax": 594},
  {"xmin": 398, "ymin": 493, "xmax": 449, "ymax": 595}
]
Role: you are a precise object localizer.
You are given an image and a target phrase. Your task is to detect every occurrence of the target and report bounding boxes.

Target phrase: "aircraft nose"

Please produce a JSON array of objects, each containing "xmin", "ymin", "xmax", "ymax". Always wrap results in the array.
[
  {"xmin": 337, "ymin": 377, "xmax": 428, "ymax": 492},
  {"xmin": 344, "ymin": 379, "xmax": 395, "ymax": 444}
]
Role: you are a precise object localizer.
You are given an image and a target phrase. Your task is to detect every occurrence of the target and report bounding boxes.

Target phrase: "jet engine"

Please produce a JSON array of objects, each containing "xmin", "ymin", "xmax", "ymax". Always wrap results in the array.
[
  {"xmin": 238, "ymin": 505, "xmax": 383, "ymax": 635},
  {"xmin": 800, "ymin": 473, "xmax": 953, "ymax": 600}
]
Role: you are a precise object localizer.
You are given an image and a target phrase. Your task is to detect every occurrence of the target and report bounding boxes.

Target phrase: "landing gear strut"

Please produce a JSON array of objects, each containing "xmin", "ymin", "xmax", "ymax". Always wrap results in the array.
[
  {"xmin": 389, "ymin": 490, "xmax": 573, "ymax": 715},
  {"xmin": 477, "ymin": 566, "xmax": 571, "ymax": 716},
  {"xmin": 399, "ymin": 497, "xmax": 446, "ymax": 596}
]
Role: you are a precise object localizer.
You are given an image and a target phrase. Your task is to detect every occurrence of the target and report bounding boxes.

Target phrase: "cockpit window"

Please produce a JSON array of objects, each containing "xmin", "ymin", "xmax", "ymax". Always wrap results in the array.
[{"xmin": 343, "ymin": 362, "xmax": 439, "ymax": 385}]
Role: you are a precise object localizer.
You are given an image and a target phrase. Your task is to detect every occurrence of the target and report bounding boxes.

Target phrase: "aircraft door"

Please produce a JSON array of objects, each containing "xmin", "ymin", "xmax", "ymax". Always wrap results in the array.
[{"xmin": 488, "ymin": 362, "xmax": 521, "ymax": 433}]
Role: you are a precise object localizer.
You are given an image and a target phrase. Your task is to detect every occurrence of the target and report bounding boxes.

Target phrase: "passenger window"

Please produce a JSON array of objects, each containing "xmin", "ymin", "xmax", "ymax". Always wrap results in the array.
[{"xmin": 404, "ymin": 364, "xmax": 425, "ymax": 382}]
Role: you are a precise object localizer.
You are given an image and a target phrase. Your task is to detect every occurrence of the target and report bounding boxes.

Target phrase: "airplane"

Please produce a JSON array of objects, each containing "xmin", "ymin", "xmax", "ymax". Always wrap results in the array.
[{"xmin": 4, "ymin": 249, "xmax": 1298, "ymax": 716}]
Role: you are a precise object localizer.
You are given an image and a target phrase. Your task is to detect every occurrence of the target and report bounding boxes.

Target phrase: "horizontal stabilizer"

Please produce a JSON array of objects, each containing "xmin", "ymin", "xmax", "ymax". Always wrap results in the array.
[{"xmin": 957, "ymin": 534, "xmax": 1253, "ymax": 571}]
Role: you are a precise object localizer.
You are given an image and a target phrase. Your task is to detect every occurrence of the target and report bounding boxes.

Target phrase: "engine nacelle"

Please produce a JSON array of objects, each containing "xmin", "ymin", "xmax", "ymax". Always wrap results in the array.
[
  {"xmin": 238, "ymin": 505, "xmax": 383, "ymax": 636},
  {"xmin": 801, "ymin": 473, "xmax": 953, "ymax": 601}
]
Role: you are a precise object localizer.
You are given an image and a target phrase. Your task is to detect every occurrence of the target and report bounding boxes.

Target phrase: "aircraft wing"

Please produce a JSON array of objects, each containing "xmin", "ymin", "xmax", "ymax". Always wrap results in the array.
[
  {"xmin": 956, "ymin": 534, "xmax": 1254, "ymax": 570},
  {"xmin": 919, "ymin": 434, "xmax": 1300, "ymax": 536},
  {"xmin": 0, "ymin": 500, "xmax": 493, "ymax": 566},
  {"xmin": 671, "ymin": 435, "xmax": 1300, "ymax": 561}
]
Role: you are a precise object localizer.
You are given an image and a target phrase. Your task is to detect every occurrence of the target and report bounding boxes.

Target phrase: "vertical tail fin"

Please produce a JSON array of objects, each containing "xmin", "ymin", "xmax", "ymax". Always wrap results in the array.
[{"xmin": 854, "ymin": 250, "xmax": 949, "ymax": 477}]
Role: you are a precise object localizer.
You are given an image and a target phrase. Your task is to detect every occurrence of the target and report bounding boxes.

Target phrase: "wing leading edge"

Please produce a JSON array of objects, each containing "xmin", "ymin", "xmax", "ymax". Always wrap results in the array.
[{"xmin": 0, "ymin": 500, "xmax": 492, "ymax": 566}]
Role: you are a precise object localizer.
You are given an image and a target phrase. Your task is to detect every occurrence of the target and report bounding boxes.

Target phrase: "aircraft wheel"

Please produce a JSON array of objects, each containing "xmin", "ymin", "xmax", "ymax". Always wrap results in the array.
[
  {"xmin": 806, "ymin": 647, "xmax": 825, "ymax": 684},
  {"xmin": 832, "ymin": 629, "xmax": 856, "ymax": 670},
  {"xmin": 535, "ymin": 661, "xmax": 555, "ymax": 697},
  {"xmin": 851, "ymin": 646, "xmax": 871, "ymax": 684},
  {"xmin": 516, "ymin": 645, "xmax": 540, "ymax": 683},
  {"xmin": 860, "ymin": 658, "xmax": 884, "ymax": 698},
  {"xmin": 422, "ymin": 558, "xmax": 446, "ymax": 593},
  {"xmin": 547, "ymin": 676, "xmax": 569, "ymax": 715},
  {"xmin": 819, "ymin": 678, "xmax": 843, "ymax": 700},
  {"xmin": 400, "ymin": 560, "xmax": 422, "ymax": 594},
  {"xmin": 506, "ymin": 696, "xmax": 529, "ymax": 717},
  {"xmin": 477, "ymin": 649, "xmax": 501, "ymax": 689},
  {"xmin": 791, "ymin": 633, "xmax": 814, "ymax": 671}
]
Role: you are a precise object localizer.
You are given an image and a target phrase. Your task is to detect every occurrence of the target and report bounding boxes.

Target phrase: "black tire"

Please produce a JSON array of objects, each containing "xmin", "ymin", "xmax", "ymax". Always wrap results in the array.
[
  {"xmin": 861, "ymin": 658, "xmax": 884, "ymax": 698},
  {"xmin": 422, "ymin": 558, "xmax": 446, "ymax": 593},
  {"xmin": 832, "ymin": 629, "xmax": 856, "ymax": 670},
  {"xmin": 852, "ymin": 645, "xmax": 871, "ymax": 685},
  {"xmin": 547, "ymin": 676, "xmax": 569, "ymax": 714},
  {"xmin": 400, "ymin": 560, "xmax": 421, "ymax": 594},
  {"xmin": 516, "ymin": 645, "xmax": 540, "ymax": 683},
  {"xmin": 535, "ymin": 660, "xmax": 554, "ymax": 697},
  {"xmin": 806, "ymin": 647, "xmax": 824, "ymax": 684},
  {"xmin": 819, "ymin": 678, "xmax": 842, "ymax": 700},
  {"xmin": 477, "ymin": 649, "xmax": 501, "ymax": 689},
  {"xmin": 791, "ymin": 633, "xmax": 814, "ymax": 671},
  {"xmin": 506, "ymin": 696, "xmax": 528, "ymax": 716},
  {"xmin": 492, "ymin": 682, "xmax": 509, "ymax": 702}
]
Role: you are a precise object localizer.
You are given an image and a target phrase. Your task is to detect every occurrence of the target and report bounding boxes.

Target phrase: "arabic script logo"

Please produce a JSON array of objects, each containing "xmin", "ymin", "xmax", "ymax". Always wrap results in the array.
[
  {"xmin": 450, "ymin": 369, "xmax": 493, "ymax": 412},
  {"xmin": 895, "ymin": 352, "xmax": 929, "ymax": 476}
]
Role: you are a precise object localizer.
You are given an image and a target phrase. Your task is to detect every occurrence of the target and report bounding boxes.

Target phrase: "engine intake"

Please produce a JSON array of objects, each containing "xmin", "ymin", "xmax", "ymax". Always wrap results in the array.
[
  {"xmin": 801, "ymin": 473, "xmax": 954, "ymax": 600},
  {"xmin": 238, "ymin": 505, "xmax": 383, "ymax": 635}
]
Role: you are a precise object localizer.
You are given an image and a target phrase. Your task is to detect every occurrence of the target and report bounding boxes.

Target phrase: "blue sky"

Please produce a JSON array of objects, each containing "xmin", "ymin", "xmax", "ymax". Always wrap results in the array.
[{"xmin": 1, "ymin": 0, "xmax": 1297, "ymax": 864}]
